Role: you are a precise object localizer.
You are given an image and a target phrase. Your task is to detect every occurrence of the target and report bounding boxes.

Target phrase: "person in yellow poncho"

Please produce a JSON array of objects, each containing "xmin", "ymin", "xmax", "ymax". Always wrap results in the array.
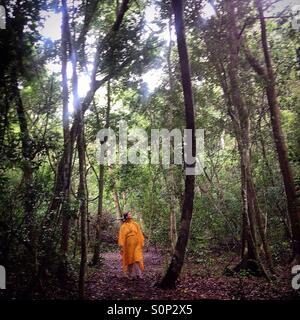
[{"xmin": 118, "ymin": 212, "xmax": 144, "ymax": 279}]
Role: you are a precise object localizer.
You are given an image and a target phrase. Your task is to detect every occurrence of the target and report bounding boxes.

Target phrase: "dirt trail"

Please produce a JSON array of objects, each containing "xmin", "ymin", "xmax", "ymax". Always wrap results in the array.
[
  {"xmin": 86, "ymin": 248, "xmax": 168, "ymax": 300},
  {"xmin": 85, "ymin": 248, "xmax": 297, "ymax": 300}
]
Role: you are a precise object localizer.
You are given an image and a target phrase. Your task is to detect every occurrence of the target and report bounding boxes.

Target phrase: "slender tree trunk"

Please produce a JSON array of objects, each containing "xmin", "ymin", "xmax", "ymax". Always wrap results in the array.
[
  {"xmin": 225, "ymin": 0, "xmax": 257, "ymax": 272},
  {"xmin": 10, "ymin": 2, "xmax": 37, "ymax": 272},
  {"xmin": 60, "ymin": 0, "xmax": 73, "ymax": 257},
  {"xmin": 256, "ymin": 0, "xmax": 300, "ymax": 264},
  {"xmin": 158, "ymin": 0, "xmax": 196, "ymax": 289},
  {"xmin": 169, "ymin": 204, "xmax": 177, "ymax": 254},
  {"xmin": 113, "ymin": 188, "xmax": 123, "ymax": 219},
  {"xmin": 73, "ymin": 216, "xmax": 80, "ymax": 259},
  {"xmin": 92, "ymin": 81, "xmax": 111, "ymax": 265},
  {"xmin": 209, "ymin": 42, "xmax": 273, "ymax": 274},
  {"xmin": 92, "ymin": 164, "xmax": 104, "ymax": 265},
  {"xmin": 237, "ymin": 140, "xmax": 260, "ymax": 272},
  {"xmin": 11, "ymin": 72, "xmax": 37, "ymax": 271},
  {"xmin": 224, "ymin": 0, "xmax": 271, "ymax": 276},
  {"xmin": 108, "ymin": 165, "xmax": 123, "ymax": 219},
  {"xmin": 78, "ymin": 123, "xmax": 87, "ymax": 299},
  {"xmin": 166, "ymin": 13, "xmax": 177, "ymax": 254},
  {"xmin": 146, "ymin": 172, "xmax": 155, "ymax": 248},
  {"xmin": 250, "ymin": 178, "xmax": 274, "ymax": 271}
]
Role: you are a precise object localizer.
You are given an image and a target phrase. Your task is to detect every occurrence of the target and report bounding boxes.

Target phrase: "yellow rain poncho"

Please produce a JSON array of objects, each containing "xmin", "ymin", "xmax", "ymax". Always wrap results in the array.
[{"xmin": 118, "ymin": 219, "xmax": 144, "ymax": 273}]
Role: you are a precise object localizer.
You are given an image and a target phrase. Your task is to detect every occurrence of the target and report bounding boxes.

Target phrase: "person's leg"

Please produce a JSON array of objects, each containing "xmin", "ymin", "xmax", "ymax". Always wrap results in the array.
[
  {"xmin": 132, "ymin": 262, "xmax": 137, "ymax": 279},
  {"xmin": 127, "ymin": 264, "xmax": 133, "ymax": 279},
  {"xmin": 126, "ymin": 237, "xmax": 137, "ymax": 279},
  {"xmin": 133, "ymin": 262, "xmax": 142, "ymax": 279}
]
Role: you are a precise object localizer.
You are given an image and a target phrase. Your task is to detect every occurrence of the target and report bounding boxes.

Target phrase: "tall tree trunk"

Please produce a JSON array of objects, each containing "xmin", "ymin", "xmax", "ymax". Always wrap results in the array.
[
  {"xmin": 11, "ymin": 72, "xmax": 37, "ymax": 272},
  {"xmin": 78, "ymin": 123, "xmax": 87, "ymax": 299},
  {"xmin": 91, "ymin": 163, "xmax": 104, "ymax": 266},
  {"xmin": 224, "ymin": 0, "xmax": 271, "ymax": 276},
  {"xmin": 166, "ymin": 13, "xmax": 177, "ymax": 254},
  {"xmin": 10, "ymin": 2, "xmax": 37, "ymax": 272},
  {"xmin": 158, "ymin": 0, "xmax": 196, "ymax": 289},
  {"xmin": 92, "ymin": 81, "xmax": 111, "ymax": 266},
  {"xmin": 108, "ymin": 165, "xmax": 123, "ymax": 219},
  {"xmin": 169, "ymin": 200, "xmax": 177, "ymax": 254},
  {"xmin": 60, "ymin": 0, "xmax": 73, "ymax": 257},
  {"xmin": 113, "ymin": 188, "xmax": 123, "ymax": 219},
  {"xmin": 255, "ymin": 0, "xmax": 300, "ymax": 264},
  {"xmin": 225, "ymin": 0, "xmax": 257, "ymax": 273}
]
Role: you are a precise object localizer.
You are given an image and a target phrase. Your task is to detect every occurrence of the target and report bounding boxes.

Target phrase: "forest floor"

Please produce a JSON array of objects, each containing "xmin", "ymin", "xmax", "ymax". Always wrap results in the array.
[{"xmin": 86, "ymin": 247, "xmax": 299, "ymax": 300}]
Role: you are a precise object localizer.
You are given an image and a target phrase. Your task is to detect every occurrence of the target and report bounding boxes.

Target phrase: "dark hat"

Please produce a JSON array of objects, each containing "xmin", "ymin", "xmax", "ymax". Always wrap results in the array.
[{"xmin": 122, "ymin": 212, "xmax": 129, "ymax": 222}]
